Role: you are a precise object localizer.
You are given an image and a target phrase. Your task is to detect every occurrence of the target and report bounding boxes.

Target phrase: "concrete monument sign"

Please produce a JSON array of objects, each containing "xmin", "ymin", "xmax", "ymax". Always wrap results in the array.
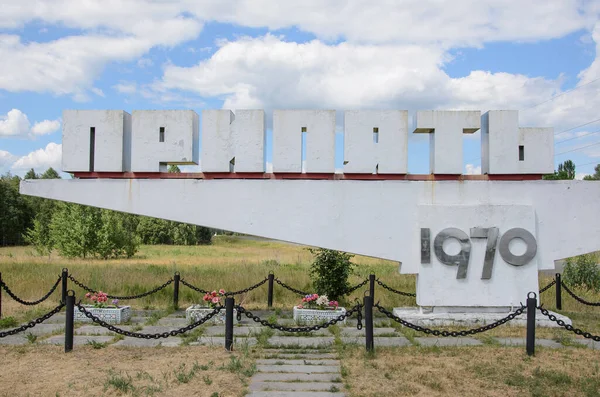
[{"xmin": 21, "ymin": 109, "xmax": 600, "ymax": 313}]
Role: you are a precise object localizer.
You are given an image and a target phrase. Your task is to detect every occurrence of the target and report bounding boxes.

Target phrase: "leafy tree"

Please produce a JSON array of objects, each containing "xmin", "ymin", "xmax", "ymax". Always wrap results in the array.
[
  {"xmin": 563, "ymin": 254, "xmax": 600, "ymax": 291},
  {"xmin": 24, "ymin": 168, "xmax": 61, "ymax": 255},
  {"xmin": 168, "ymin": 164, "xmax": 181, "ymax": 173},
  {"xmin": 583, "ymin": 164, "xmax": 600, "ymax": 180},
  {"xmin": 308, "ymin": 248, "xmax": 354, "ymax": 301},
  {"xmin": 41, "ymin": 167, "xmax": 60, "ymax": 179},
  {"xmin": 96, "ymin": 210, "xmax": 139, "ymax": 259},
  {"xmin": 0, "ymin": 173, "xmax": 33, "ymax": 246},
  {"xmin": 543, "ymin": 160, "xmax": 576, "ymax": 180},
  {"xmin": 50, "ymin": 203, "xmax": 102, "ymax": 258}
]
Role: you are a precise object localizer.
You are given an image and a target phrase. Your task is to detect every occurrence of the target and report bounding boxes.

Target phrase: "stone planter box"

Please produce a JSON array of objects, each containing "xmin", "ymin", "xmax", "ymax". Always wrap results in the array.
[
  {"xmin": 293, "ymin": 306, "xmax": 347, "ymax": 324},
  {"xmin": 186, "ymin": 305, "xmax": 239, "ymax": 325},
  {"xmin": 74, "ymin": 305, "xmax": 131, "ymax": 325}
]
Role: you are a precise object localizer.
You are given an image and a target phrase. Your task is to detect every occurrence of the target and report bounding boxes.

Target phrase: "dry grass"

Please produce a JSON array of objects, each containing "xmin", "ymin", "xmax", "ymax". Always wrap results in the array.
[
  {"xmin": 0, "ymin": 345, "xmax": 253, "ymax": 397},
  {"xmin": 341, "ymin": 345, "xmax": 600, "ymax": 397}
]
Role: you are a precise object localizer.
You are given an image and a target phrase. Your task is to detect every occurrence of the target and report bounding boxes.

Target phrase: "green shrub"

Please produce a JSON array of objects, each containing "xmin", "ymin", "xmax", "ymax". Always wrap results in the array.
[
  {"xmin": 308, "ymin": 248, "xmax": 354, "ymax": 301},
  {"xmin": 563, "ymin": 254, "xmax": 600, "ymax": 291}
]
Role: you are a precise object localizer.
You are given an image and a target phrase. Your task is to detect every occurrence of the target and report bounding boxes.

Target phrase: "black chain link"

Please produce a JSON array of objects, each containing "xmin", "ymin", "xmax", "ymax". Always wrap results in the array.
[
  {"xmin": 375, "ymin": 279, "xmax": 416, "ymax": 297},
  {"xmin": 0, "ymin": 303, "xmax": 65, "ymax": 338},
  {"xmin": 68, "ymin": 275, "xmax": 173, "ymax": 300},
  {"xmin": 274, "ymin": 278, "xmax": 310, "ymax": 296},
  {"xmin": 180, "ymin": 278, "xmax": 268, "ymax": 296},
  {"xmin": 340, "ymin": 279, "xmax": 369, "ymax": 295},
  {"xmin": 180, "ymin": 278, "xmax": 210, "ymax": 294},
  {"xmin": 76, "ymin": 303, "xmax": 222, "ymax": 339},
  {"xmin": 539, "ymin": 279, "xmax": 556, "ymax": 294},
  {"xmin": 0, "ymin": 276, "xmax": 61, "ymax": 305},
  {"xmin": 560, "ymin": 282, "xmax": 600, "ymax": 306},
  {"xmin": 234, "ymin": 303, "xmax": 363, "ymax": 333},
  {"xmin": 374, "ymin": 303, "xmax": 525, "ymax": 336},
  {"xmin": 224, "ymin": 278, "xmax": 268, "ymax": 296},
  {"xmin": 537, "ymin": 305, "xmax": 600, "ymax": 341}
]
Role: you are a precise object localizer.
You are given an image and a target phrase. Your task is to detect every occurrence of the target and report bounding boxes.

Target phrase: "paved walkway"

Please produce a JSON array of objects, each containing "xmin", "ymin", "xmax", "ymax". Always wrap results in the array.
[{"xmin": 2, "ymin": 309, "xmax": 599, "ymax": 350}]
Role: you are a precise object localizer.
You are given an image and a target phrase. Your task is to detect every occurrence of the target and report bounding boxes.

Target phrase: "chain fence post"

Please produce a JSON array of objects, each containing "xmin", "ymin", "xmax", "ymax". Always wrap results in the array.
[
  {"xmin": 526, "ymin": 292, "xmax": 537, "ymax": 356},
  {"xmin": 0, "ymin": 271, "xmax": 3, "ymax": 319},
  {"xmin": 65, "ymin": 290, "xmax": 75, "ymax": 353},
  {"xmin": 555, "ymin": 273, "xmax": 562, "ymax": 311},
  {"xmin": 364, "ymin": 294, "xmax": 374, "ymax": 352},
  {"xmin": 268, "ymin": 272, "xmax": 274, "ymax": 308},
  {"xmin": 61, "ymin": 268, "xmax": 68, "ymax": 304},
  {"xmin": 369, "ymin": 274, "xmax": 375, "ymax": 301},
  {"xmin": 225, "ymin": 297, "xmax": 234, "ymax": 351},
  {"xmin": 173, "ymin": 272, "xmax": 180, "ymax": 310}
]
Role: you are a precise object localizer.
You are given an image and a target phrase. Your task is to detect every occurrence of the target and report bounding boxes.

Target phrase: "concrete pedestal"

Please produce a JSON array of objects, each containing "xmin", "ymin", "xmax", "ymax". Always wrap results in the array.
[{"xmin": 392, "ymin": 307, "xmax": 571, "ymax": 328}]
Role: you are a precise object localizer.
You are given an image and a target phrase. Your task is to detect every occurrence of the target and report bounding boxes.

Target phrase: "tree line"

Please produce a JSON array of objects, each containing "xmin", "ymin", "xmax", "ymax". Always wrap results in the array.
[{"xmin": 0, "ymin": 166, "xmax": 212, "ymax": 258}]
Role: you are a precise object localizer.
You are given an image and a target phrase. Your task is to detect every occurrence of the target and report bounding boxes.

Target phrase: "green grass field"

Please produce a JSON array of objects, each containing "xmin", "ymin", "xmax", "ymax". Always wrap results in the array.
[{"xmin": 1, "ymin": 236, "xmax": 599, "ymax": 339}]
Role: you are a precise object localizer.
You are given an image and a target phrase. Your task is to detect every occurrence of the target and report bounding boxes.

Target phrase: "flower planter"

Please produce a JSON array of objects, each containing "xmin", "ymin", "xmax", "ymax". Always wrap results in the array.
[
  {"xmin": 186, "ymin": 305, "xmax": 239, "ymax": 325},
  {"xmin": 293, "ymin": 306, "xmax": 347, "ymax": 324},
  {"xmin": 74, "ymin": 305, "xmax": 131, "ymax": 324}
]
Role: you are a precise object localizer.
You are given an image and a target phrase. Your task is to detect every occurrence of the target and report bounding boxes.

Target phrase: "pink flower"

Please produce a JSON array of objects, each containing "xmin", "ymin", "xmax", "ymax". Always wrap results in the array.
[
  {"xmin": 91, "ymin": 296, "xmax": 97, "ymax": 301},
  {"xmin": 85, "ymin": 293, "xmax": 91, "ymax": 298},
  {"xmin": 297, "ymin": 305, "xmax": 303, "ymax": 309},
  {"xmin": 219, "ymin": 289, "xmax": 225, "ymax": 295},
  {"xmin": 211, "ymin": 291, "xmax": 217, "ymax": 297},
  {"xmin": 211, "ymin": 297, "xmax": 219, "ymax": 304}
]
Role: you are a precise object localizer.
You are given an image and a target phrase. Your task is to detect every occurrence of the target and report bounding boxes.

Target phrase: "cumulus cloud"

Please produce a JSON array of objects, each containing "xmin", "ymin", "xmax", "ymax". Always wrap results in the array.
[
  {"xmin": 0, "ymin": 150, "xmax": 17, "ymax": 174},
  {"xmin": 113, "ymin": 81, "xmax": 138, "ymax": 95},
  {"xmin": 465, "ymin": 163, "xmax": 482, "ymax": 175},
  {"xmin": 0, "ymin": 109, "xmax": 60, "ymax": 138},
  {"xmin": 11, "ymin": 143, "xmax": 62, "ymax": 172}
]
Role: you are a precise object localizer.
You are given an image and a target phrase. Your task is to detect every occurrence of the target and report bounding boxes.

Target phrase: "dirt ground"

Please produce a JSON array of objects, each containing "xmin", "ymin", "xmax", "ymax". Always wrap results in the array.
[
  {"xmin": 341, "ymin": 345, "xmax": 600, "ymax": 397},
  {"xmin": 0, "ymin": 345, "xmax": 253, "ymax": 397}
]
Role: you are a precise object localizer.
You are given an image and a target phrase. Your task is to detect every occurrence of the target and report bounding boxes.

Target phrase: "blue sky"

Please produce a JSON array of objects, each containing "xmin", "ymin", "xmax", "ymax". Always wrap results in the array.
[{"xmin": 1, "ymin": 1, "xmax": 599, "ymax": 178}]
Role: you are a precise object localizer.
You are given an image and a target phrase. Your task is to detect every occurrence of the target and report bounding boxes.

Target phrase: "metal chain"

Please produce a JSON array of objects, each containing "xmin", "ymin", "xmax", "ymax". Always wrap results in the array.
[
  {"xmin": 180, "ymin": 278, "xmax": 268, "ymax": 296},
  {"xmin": 375, "ymin": 279, "xmax": 416, "ymax": 297},
  {"xmin": 224, "ymin": 278, "xmax": 268, "ymax": 296},
  {"xmin": 0, "ymin": 276, "xmax": 62, "ymax": 306},
  {"xmin": 68, "ymin": 275, "xmax": 173, "ymax": 300},
  {"xmin": 539, "ymin": 279, "xmax": 556, "ymax": 294},
  {"xmin": 0, "ymin": 303, "xmax": 65, "ymax": 338},
  {"xmin": 341, "ymin": 279, "xmax": 369, "ymax": 295},
  {"xmin": 234, "ymin": 303, "xmax": 363, "ymax": 333},
  {"xmin": 560, "ymin": 282, "xmax": 600, "ymax": 306},
  {"xmin": 180, "ymin": 279, "xmax": 210, "ymax": 294},
  {"xmin": 75, "ymin": 303, "xmax": 222, "ymax": 339},
  {"xmin": 537, "ymin": 305, "xmax": 600, "ymax": 341},
  {"xmin": 274, "ymin": 278, "xmax": 309, "ymax": 296},
  {"xmin": 374, "ymin": 303, "xmax": 525, "ymax": 336}
]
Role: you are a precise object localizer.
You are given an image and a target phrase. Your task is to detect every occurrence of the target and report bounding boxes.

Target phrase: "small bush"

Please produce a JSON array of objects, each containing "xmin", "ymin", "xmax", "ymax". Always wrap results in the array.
[
  {"xmin": 563, "ymin": 254, "xmax": 600, "ymax": 291},
  {"xmin": 0, "ymin": 317, "xmax": 18, "ymax": 329},
  {"xmin": 308, "ymin": 248, "xmax": 354, "ymax": 301}
]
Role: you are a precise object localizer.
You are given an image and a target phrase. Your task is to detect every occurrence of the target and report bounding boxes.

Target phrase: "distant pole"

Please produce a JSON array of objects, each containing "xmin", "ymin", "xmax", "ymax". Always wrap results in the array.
[
  {"xmin": 225, "ymin": 297, "xmax": 234, "ymax": 351},
  {"xmin": 61, "ymin": 268, "xmax": 68, "ymax": 304},
  {"xmin": 555, "ymin": 273, "xmax": 562, "ymax": 311},
  {"xmin": 0, "ymin": 272, "xmax": 3, "ymax": 319},
  {"xmin": 173, "ymin": 272, "xmax": 180, "ymax": 310},
  {"xmin": 369, "ymin": 274, "xmax": 376, "ymax": 301},
  {"xmin": 364, "ymin": 294, "xmax": 374, "ymax": 352},
  {"xmin": 267, "ymin": 273, "xmax": 274, "ymax": 308},
  {"xmin": 65, "ymin": 291, "xmax": 75, "ymax": 353},
  {"xmin": 526, "ymin": 292, "xmax": 537, "ymax": 356}
]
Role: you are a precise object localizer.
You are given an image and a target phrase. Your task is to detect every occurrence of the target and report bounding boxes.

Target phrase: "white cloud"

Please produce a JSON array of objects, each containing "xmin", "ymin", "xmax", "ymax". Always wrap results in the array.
[
  {"xmin": 465, "ymin": 164, "xmax": 482, "ymax": 175},
  {"xmin": 0, "ymin": 150, "xmax": 17, "ymax": 174},
  {"xmin": 576, "ymin": 172, "xmax": 590, "ymax": 180},
  {"xmin": 137, "ymin": 58, "xmax": 153, "ymax": 68},
  {"xmin": 11, "ymin": 143, "xmax": 62, "ymax": 172},
  {"xmin": 0, "ymin": 109, "xmax": 60, "ymax": 138},
  {"xmin": 0, "ymin": 109, "xmax": 31, "ymax": 136},
  {"xmin": 113, "ymin": 81, "xmax": 138, "ymax": 95},
  {"xmin": 31, "ymin": 119, "xmax": 61, "ymax": 136},
  {"xmin": 91, "ymin": 87, "xmax": 105, "ymax": 97}
]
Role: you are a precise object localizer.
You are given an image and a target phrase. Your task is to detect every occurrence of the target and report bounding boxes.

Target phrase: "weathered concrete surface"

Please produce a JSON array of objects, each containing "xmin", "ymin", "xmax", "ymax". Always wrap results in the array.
[
  {"xmin": 256, "ymin": 364, "xmax": 340, "ymax": 373},
  {"xmin": 250, "ymin": 382, "xmax": 341, "ymax": 391},
  {"xmin": 43, "ymin": 335, "xmax": 114, "ymax": 346},
  {"xmin": 414, "ymin": 337, "xmax": 483, "ymax": 346}
]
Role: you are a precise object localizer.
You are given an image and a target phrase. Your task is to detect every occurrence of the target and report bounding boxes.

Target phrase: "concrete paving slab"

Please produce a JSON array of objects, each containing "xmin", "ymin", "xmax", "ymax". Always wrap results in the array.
[
  {"xmin": 261, "ymin": 353, "xmax": 338, "ymax": 359},
  {"xmin": 43, "ymin": 313, "xmax": 66, "ymax": 324},
  {"xmin": 578, "ymin": 339, "xmax": 600, "ymax": 349},
  {"xmin": 257, "ymin": 359, "xmax": 340, "ymax": 366},
  {"xmin": 251, "ymin": 373, "xmax": 341, "ymax": 382},
  {"xmin": 340, "ymin": 327, "xmax": 397, "ymax": 336},
  {"xmin": 42, "ymin": 335, "xmax": 114, "ymax": 346},
  {"xmin": 76, "ymin": 325, "xmax": 132, "ymax": 335},
  {"xmin": 496, "ymin": 338, "xmax": 563, "ymax": 348},
  {"xmin": 415, "ymin": 337, "xmax": 483, "ymax": 347},
  {"xmin": 157, "ymin": 317, "xmax": 189, "ymax": 326},
  {"xmin": 112, "ymin": 337, "xmax": 181, "ymax": 347},
  {"xmin": 129, "ymin": 317, "xmax": 148, "ymax": 324},
  {"xmin": 257, "ymin": 365, "xmax": 340, "ymax": 373},
  {"xmin": 0, "ymin": 335, "xmax": 28, "ymax": 345},
  {"xmin": 268, "ymin": 337, "xmax": 334, "ymax": 348},
  {"xmin": 137, "ymin": 325, "xmax": 180, "ymax": 333},
  {"xmin": 5, "ymin": 323, "xmax": 64, "ymax": 337},
  {"xmin": 340, "ymin": 336, "xmax": 411, "ymax": 346},
  {"xmin": 196, "ymin": 336, "xmax": 257, "ymax": 346},
  {"xmin": 250, "ymin": 381, "xmax": 341, "ymax": 391}
]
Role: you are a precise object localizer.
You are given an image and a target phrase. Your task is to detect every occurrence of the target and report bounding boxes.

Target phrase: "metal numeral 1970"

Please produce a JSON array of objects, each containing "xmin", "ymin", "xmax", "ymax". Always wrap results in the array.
[{"xmin": 421, "ymin": 227, "xmax": 537, "ymax": 279}]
